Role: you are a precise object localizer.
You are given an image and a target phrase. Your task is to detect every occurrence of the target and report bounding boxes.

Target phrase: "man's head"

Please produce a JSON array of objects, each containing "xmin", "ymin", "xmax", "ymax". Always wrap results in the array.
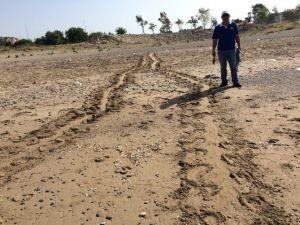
[{"xmin": 221, "ymin": 11, "xmax": 230, "ymax": 23}]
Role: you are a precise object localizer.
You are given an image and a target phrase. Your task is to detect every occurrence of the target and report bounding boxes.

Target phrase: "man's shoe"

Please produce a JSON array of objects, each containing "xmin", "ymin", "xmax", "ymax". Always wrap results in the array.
[
  {"xmin": 233, "ymin": 83, "xmax": 242, "ymax": 88},
  {"xmin": 220, "ymin": 82, "xmax": 228, "ymax": 87}
]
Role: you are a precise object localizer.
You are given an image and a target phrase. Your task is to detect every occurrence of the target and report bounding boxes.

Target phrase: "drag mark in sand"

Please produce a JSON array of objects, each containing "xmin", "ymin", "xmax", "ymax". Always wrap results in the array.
[{"xmin": 99, "ymin": 67, "xmax": 136, "ymax": 112}]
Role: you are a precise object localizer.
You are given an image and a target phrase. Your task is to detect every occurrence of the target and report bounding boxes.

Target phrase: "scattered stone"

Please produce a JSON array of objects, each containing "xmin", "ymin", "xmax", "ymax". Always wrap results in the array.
[
  {"xmin": 139, "ymin": 212, "xmax": 147, "ymax": 218},
  {"xmin": 0, "ymin": 172, "xmax": 5, "ymax": 178},
  {"xmin": 95, "ymin": 157, "xmax": 103, "ymax": 163},
  {"xmin": 245, "ymin": 119, "xmax": 253, "ymax": 122},
  {"xmin": 268, "ymin": 139, "xmax": 279, "ymax": 144},
  {"xmin": 96, "ymin": 212, "xmax": 101, "ymax": 217},
  {"xmin": 100, "ymin": 222, "xmax": 106, "ymax": 225},
  {"xmin": 11, "ymin": 195, "xmax": 22, "ymax": 202},
  {"xmin": 106, "ymin": 215, "xmax": 112, "ymax": 220}
]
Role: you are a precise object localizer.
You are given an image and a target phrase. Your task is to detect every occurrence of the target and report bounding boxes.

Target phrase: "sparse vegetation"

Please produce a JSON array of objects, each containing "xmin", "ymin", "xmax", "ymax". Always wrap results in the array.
[
  {"xmin": 2, "ymin": 3, "xmax": 300, "ymax": 49},
  {"xmin": 148, "ymin": 23, "xmax": 157, "ymax": 34},
  {"xmin": 175, "ymin": 19, "xmax": 184, "ymax": 31},
  {"xmin": 136, "ymin": 15, "xmax": 148, "ymax": 34},
  {"xmin": 115, "ymin": 27, "xmax": 127, "ymax": 35}
]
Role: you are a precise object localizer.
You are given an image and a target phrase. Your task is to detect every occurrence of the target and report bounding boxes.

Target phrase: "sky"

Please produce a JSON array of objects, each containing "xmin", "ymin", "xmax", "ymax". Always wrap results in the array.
[{"xmin": 0, "ymin": 0, "xmax": 299, "ymax": 39}]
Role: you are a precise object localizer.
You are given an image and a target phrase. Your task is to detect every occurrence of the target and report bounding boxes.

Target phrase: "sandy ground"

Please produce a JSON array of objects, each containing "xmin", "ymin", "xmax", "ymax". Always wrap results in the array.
[{"xmin": 0, "ymin": 29, "xmax": 299, "ymax": 225}]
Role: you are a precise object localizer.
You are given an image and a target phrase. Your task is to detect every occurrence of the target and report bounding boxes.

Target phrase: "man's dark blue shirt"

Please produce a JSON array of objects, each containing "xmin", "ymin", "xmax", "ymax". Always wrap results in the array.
[{"xmin": 212, "ymin": 22, "xmax": 239, "ymax": 51}]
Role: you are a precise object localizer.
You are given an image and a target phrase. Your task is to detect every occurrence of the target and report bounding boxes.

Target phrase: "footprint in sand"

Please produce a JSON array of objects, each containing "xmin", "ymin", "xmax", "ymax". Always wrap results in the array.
[
  {"xmin": 198, "ymin": 210, "xmax": 226, "ymax": 225},
  {"xmin": 186, "ymin": 164, "xmax": 213, "ymax": 182}
]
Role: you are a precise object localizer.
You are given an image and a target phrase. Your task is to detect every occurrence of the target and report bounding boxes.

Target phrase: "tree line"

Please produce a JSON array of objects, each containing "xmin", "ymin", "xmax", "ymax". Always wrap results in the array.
[
  {"xmin": 136, "ymin": 8, "xmax": 215, "ymax": 34},
  {"xmin": 136, "ymin": 4, "xmax": 300, "ymax": 34},
  {"xmin": 9, "ymin": 3, "xmax": 300, "ymax": 47},
  {"xmin": 243, "ymin": 3, "xmax": 300, "ymax": 24},
  {"xmin": 11, "ymin": 27, "xmax": 127, "ymax": 47}
]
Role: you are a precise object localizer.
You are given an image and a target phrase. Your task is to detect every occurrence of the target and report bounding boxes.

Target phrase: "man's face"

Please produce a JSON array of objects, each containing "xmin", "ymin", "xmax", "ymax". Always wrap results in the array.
[{"xmin": 222, "ymin": 14, "xmax": 230, "ymax": 23}]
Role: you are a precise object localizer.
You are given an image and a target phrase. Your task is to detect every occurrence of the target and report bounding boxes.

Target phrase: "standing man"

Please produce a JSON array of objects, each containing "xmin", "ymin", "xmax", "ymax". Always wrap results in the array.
[{"xmin": 212, "ymin": 11, "xmax": 242, "ymax": 88}]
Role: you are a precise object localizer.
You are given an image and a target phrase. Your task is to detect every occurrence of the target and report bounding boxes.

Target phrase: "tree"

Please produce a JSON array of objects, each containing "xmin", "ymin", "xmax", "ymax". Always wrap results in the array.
[
  {"xmin": 282, "ymin": 9, "xmax": 299, "ymax": 21},
  {"xmin": 245, "ymin": 12, "xmax": 253, "ymax": 23},
  {"xmin": 267, "ymin": 6, "xmax": 281, "ymax": 24},
  {"xmin": 252, "ymin": 4, "xmax": 270, "ymax": 24},
  {"xmin": 175, "ymin": 18, "xmax": 184, "ymax": 31},
  {"xmin": 136, "ymin": 15, "xmax": 148, "ymax": 34},
  {"xmin": 296, "ymin": 4, "xmax": 300, "ymax": 18},
  {"xmin": 148, "ymin": 23, "xmax": 157, "ymax": 34},
  {"xmin": 197, "ymin": 8, "xmax": 210, "ymax": 29},
  {"xmin": 187, "ymin": 16, "xmax": 198, "ymax": 29},
  {"xmin": 272, "ymin": 6, "xmax": 279, "ymax": 14},
  {"xmin": 211, "ymin": 17, "xmax": 218, "ymax": 28},
  {"xmin": 158, "ymin": 12, "xmax": 172, "ymax": 33},
  {"xmin": 35, "ymin": 37, "xmax": 45, "ymax": 45},
  {"xmin": 234, "ymin": 18, "xmax": 243, "ymax": 24},
  {"xmin": 65, "ymin": 27, "xmax": 88, "ymax": 43},
  {"xmin": 44, "ymin": 30, "xmax": 64, "ymax": 45},
  {"xmin": 115, "ymin": 27, "xmax": 127, "ymax": 35}
]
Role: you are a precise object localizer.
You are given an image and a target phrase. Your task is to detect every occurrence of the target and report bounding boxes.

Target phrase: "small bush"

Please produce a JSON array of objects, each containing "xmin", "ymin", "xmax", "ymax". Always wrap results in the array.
[
  {"xmin": 65, "ymin": 27, "xmax": 88, "ymax": 43},
  {"xmin": 88, "ymin": 32, "xmax": 105, "ymax": 42},
  {"xmin": 115, "ymin": 27, "xmax": 127, "ymax": 35},
  {"xmin": 13, "ymin": 39, "xmax": 33, "ymax": 47}
]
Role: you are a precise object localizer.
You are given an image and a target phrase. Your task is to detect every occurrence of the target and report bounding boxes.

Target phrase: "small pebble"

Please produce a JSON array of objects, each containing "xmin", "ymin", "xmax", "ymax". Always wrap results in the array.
[
  {"xmin": 106, "ymin": 215, "xmax": 112, "ymax": 220},
  {"xmin": 139, "ymin": 212, "xmax": 147, "ymax": 218}
]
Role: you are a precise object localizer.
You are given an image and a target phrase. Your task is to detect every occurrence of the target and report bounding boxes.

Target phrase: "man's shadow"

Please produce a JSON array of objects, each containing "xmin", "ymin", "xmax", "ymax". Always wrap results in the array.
[{"xmin": 160, "ymin": 86, "xmax": 231, "ymax": 110}]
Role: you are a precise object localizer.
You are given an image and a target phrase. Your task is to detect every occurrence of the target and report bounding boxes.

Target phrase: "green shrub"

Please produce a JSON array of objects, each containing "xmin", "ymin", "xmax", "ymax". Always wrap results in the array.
[
  {"xmin": 13, "ymin": 39, "xmax": 33, "ymax": 47},
  {"xmin": 115, "ymin": 27, "xmax": 127, "ymax": 35},
  {"xmin": 88, "ymin": 32, "xmax": 105, "ymax": 42},
  {"xmin": 35, "ymin": 37, "xmax": 46, "ymax": 45},
  {"xmin": 65, "ymin": 27, "xmax": 88, "ymax": 43},
  {"xmin": 44, "ymin": 30, "xmax": 65, "ymax": 45}
]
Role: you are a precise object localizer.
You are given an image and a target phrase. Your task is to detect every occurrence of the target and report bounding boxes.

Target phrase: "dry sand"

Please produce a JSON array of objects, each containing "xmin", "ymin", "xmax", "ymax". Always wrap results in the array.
[{"xmin": 0, "ymin": 29, "xmax": 299, "ymax": 225}]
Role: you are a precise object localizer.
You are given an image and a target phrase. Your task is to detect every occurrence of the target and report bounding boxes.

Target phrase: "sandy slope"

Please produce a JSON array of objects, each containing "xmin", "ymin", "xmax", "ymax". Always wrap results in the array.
[{"xmin": 0, "ymin": 29, "xmax": 299, "ymax": 225}]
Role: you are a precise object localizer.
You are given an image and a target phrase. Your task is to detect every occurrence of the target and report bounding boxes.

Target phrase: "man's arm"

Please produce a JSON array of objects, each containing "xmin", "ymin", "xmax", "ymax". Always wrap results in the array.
[
  {"xmin": 212, "ymin": 39, "xmax": 217, "ymax": 57},
  {"xmin": 212, "ymin": 26, "xmax": 219, "ymax": 57},
  {"xmin": 236, "ymin": 34, "xmax": 241, "ymax": 50}
]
